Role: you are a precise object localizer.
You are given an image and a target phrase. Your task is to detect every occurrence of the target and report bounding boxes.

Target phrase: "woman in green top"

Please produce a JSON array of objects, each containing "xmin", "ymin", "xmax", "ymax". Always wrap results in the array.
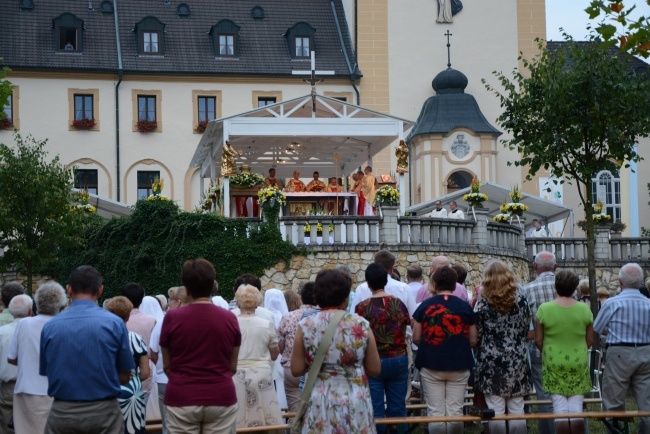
[{"xmin": 535, "ymin": 270, "xmax": 594, "ymax": 434}]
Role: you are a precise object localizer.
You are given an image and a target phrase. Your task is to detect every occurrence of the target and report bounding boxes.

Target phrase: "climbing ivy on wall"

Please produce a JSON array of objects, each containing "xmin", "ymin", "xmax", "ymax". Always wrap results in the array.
[{"xmin": 52, "ymin": 200, "xmax": 298, "ymax": 301}]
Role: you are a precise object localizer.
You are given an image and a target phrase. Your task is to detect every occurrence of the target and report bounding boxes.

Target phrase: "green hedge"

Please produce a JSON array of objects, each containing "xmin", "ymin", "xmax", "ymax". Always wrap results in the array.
[{"xmin": 53, "ymin": 200, "xmax": 298, "ymax": 301}]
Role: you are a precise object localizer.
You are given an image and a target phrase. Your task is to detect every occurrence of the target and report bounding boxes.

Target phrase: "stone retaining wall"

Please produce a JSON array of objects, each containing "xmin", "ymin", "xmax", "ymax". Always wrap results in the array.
[{"xmin": 261, "ymin": 245, "xmax": 530, "ymax": 292}]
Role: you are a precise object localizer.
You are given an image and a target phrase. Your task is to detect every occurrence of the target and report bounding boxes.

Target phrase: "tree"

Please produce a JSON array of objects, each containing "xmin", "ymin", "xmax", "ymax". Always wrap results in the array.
[
  {"xmin": 483, "ymin": 38, "xmax": 650, "ymax": 324},
  {"xmin": 0, "ymin": 61, "xmax": 11, "ymax": 119},
  {"xmin": 586, "ymin": 1, "xmax": 650, "ymax": 58},
  {"xmin": 0, "ymin": 134, "xmax": 88, "ymax": 294}
]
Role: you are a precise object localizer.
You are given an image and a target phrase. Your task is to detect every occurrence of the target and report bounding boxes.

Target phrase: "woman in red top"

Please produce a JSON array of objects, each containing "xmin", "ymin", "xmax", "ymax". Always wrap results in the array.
[
  {"xmin": 355, "ymin": 263, "xmax": 411, "ymax": 434},
  {"xmin": 160, "ymin": 259, "xmax": 241, "ymax": 433}
]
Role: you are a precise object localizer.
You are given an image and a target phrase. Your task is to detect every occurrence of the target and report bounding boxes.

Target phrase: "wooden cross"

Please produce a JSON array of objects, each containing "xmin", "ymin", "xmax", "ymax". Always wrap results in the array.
[
  {"xmin": 445, "ymin": 30, "xmax": 453, "ymax": 68},
  {"xmin": 292, "ymin": 51, "xmax": 335, "ymax": 114}
]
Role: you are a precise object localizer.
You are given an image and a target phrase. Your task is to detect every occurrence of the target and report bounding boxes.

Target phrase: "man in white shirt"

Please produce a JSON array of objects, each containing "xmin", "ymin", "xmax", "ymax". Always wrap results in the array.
[
  {"xmin": 406, "ymin": 265, "xmax": 423, "ymax": 301},
  {"xmin": 427, "ymin": 200, "xmax": 448, "ymax": 218},
  {"xmin": 351, "ymin": 250, "xmax": 416, "ymax": 315},
  {"xmin": 0, "ymin": 294, "xmax": 32, "ymax": 434},
  {"xmin": 447, "ymin": 201, "xmax": 465, "ymax": 220},
  {"xmin": 8, "ymin": 283, "xmax": 66, "ymax": 434}
]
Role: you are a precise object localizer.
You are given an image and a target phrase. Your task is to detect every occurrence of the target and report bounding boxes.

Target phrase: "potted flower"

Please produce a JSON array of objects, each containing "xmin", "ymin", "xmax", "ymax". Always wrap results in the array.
[
  {"xmin": 463, "ymin": 178, "xmax": 488, "ymax": 208},
  {"xmin": 195, "ymin": 120, "xmax": 208, "ymax": 133},
  {"xmin": 374, "ymin": 185, "xmax": 400, "ymax": 207},
  {"xmin": 137, "ymin": 119, "xmax": 157, "ymax": 133},
  {"xmin": 230, "ymin": 171, "xmax": 265, "ymax": 188},
  {"xmin": 610, "ymin": 219, "xmax": 626, "ymax": 234},
  {"xmin": 592, "ymin": 213, "xmax": 611, "ymax": 226},
  {"xmin": 493, "ymin": 214, "xmax": 510, "ymax": 223},
  {"xmin": 71, "ymin": 118, "xmax": 96, "ymax": 130},
  {"xmin": 0, "ymin": 117, "xmax": 14, "ymax": 130},
  {"xmin": 72, "ymin": 189, "xmax": 97, "ymax": 214}
]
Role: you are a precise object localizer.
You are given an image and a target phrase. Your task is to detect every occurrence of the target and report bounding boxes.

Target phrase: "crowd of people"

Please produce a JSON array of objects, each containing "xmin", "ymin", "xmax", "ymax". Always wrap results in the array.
[{"xmin": 0, "ymin": 249, "xmax": 647, "ymax": 434}]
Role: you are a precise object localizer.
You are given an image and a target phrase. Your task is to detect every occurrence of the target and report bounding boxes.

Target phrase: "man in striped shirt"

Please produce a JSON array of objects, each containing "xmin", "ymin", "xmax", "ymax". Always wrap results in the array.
[
  {"xmin": 594, "ymin": 263, "xmax": 650, "ymax": 433},
  {"xmin": 522, "ymin": 251, "xmax": 558, "ymax": 434}
]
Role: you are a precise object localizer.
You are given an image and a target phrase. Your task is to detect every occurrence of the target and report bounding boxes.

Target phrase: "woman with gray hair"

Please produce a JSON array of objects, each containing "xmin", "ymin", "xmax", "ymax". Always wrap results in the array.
[
  {"xmin": 7, "ymin": 282, "xmax": 67, "ymax": 434},
  {"xmin": 233, "ymin": 284, "xmax": 282, "ymax": 430}
]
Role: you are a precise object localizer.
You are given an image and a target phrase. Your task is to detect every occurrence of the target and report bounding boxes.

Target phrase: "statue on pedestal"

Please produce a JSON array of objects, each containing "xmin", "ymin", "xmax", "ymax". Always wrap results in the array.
[
  {"xmin": 221, "ymin": 140, "xmax": 242, "ymax": 177},
  {"xmin": 396, "ymin": 140, "xmax": 409, "ymax": 174}
]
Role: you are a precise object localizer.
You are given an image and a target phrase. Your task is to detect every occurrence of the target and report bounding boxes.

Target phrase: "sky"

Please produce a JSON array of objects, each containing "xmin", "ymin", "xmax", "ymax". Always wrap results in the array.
[{"xmin": 546, "ymin": 0, "xmax": 649, "ymax": 41}]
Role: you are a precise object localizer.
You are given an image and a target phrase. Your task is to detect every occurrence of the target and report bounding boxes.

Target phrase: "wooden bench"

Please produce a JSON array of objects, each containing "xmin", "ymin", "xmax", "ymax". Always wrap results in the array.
[
  {"xmin": 146, "ymin": 410, "xmax": 648, "ymax": 434},
  {"xmin": 375, "ymin": 410, "xmax": 649, "ymax": 434}
]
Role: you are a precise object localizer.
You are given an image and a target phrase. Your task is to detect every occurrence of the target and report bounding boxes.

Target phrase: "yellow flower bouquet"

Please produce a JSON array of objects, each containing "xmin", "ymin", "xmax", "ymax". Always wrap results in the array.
[
  {"xmin": 374, "ymin": 185, "xmax": 400, "ymax": 206},
  {"xmin": 463, "ymin": 178, "xmax": 488, "ymax": 207}
]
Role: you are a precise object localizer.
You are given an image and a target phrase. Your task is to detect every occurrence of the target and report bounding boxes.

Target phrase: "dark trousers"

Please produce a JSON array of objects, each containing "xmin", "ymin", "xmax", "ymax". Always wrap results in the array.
[{"xmin": 44, "ymin": 399, "xmax": 124, "ymax": 434}]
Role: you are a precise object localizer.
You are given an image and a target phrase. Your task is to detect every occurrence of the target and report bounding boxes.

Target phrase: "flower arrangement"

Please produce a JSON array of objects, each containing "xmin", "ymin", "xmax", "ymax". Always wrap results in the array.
[
  {"xmin": 304, "ymin": 222, "xmax": 334, "ymax": 235},
  {"xmin": 201, "ymin": 197, "xmax": 213, "ymax": 211},
  {"xmin": 593, "ymin": 213, "xmax": 611, "ymax": 225},
  {"xmin": 257, "ymin": 186, "xmax": 286, "ymax": 208},
  {"xmin": 463, "ymin": 178, "xmax": 488, "ymax": 208},
  {"xmin": 72, "ymin": 189, "xmax": 97, "ymax": 213},
  {"xmin": 594, "ymin": 200, "xmax": 604, "ymax": 214},
  {"xmin": 230, "ymin": 171, "xmax": 265, "ymax": 188},
  {"xmin": 147, "ymin": 178, "xmax": 168, "ymax": 201},
  {"xmin": 0, "ymin": 117, "xmax": 12, "ymax": 130},
  {"xmin": 147, "ymin": 194, "xmax": 168, "ymax": 202},
  {"xmin": 137, "ymin": 119, "xmax": 157, "ymax": 133},
  {"xmin": 207, "ymin": 180, "xmax": 221, "ymax": 200},
  {"xmin": 195, "ymin": 120, "xmax": 208, "ymax": 133},
  {"xmin": 152, "ymin": 178, "xmax": 164, "ymax": 195},
  {"xmin": 71, "ymin": 118, "xmax": 96, "ymax": 130},
  {"xmin": 504, "ymin": 185, "xmax": 529, "ymax": 216},
  {"xmin": 493, "ymin": 214, "xmax": 510, "ymax": 223},
  {"xmin": 374, "ymin": 185, "xmax": 400, "ymax": 206},
  {"xmin": 610, "ymin": 219, "xmax": 626, "ymax": 233}
]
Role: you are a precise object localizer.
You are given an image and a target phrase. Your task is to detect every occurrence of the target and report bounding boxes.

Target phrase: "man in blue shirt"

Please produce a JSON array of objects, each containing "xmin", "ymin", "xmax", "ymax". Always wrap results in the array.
[
  {"xmin": 40, "ymin": 265, "xmax": 134, "ymax": 434},
  {"xmin": 594, "ymin": 262, "xmax": 650, "ymax": 434}
]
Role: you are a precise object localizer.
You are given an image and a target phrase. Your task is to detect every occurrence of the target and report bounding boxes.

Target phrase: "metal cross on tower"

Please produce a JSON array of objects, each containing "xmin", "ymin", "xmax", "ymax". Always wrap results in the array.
[
  {"xmin": 292, "ymin": 51, "xmax": 335, "ymax": 115},
  {"xmin": 445, "ymin": 30, "xmax": 453, "ymax": 68}
]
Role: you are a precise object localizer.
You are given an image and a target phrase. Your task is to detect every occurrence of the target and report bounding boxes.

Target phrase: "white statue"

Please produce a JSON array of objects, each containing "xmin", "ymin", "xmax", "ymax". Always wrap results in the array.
[{"xmin": 437, "ymin": 0, "xmax": 463, "ymax": 24}]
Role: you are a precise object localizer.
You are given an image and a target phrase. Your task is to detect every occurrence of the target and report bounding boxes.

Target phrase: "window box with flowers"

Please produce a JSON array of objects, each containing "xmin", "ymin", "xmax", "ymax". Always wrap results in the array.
[
  {"xmin": 137, "ymin": 119, "xmax": 158, "ymax": 133},
  {"xmin": 71, "ymin": 118, "xmax": 96, "ymax": 130},
  {"xmin": 195, "ymin": 120, "xmax": 208, "ymax": 133},
  {"xmin": 0, "ymin": 117, "xmax": 13, "ymax": 130}
]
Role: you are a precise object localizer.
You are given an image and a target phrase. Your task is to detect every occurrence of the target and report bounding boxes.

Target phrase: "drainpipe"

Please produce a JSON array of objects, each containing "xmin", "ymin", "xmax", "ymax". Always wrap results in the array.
[
  {"xmin": 113, "ymin": 0, "xmax": 123, "ymax": 201},
  {"xmin": 331, "ymin": 0, "xmax": 360, "ymax": 105}
]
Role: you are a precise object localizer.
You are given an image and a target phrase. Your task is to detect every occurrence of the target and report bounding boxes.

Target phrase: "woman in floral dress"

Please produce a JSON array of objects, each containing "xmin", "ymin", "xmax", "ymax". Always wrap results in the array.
[
  {"xmin": 291, "ymin": 269, "xmax": 381, "ymax": 434},
  {"xmin": 105, "ymin": 296, "xmax": 150, "ymax": 434},
  {"xmin": 474, "ymin": 260, "xmax": 531, "ymax": 434}
]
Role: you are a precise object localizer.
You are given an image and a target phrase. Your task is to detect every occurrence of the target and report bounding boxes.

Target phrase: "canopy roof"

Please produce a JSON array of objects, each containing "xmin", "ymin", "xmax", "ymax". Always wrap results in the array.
[
  {"xmin": 406, "ymin": 182, "xmax": 573, "ymax": 229},
  {"xmin": 189, "ymin": 95, "xmax": 414, "ymax": 178}
]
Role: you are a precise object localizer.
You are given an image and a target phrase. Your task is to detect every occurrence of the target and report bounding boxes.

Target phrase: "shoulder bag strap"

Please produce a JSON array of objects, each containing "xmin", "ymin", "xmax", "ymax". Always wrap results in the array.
[{"xmin": 298, "ymin": 310, "xmax": 346, "ymax": 402}]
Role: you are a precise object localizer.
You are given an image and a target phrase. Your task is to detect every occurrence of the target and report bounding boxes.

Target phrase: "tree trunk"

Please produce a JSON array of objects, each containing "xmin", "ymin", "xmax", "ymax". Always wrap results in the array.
[{"xmin": 584, "ymin": 181, "xmax": 601, "ymax": 352}]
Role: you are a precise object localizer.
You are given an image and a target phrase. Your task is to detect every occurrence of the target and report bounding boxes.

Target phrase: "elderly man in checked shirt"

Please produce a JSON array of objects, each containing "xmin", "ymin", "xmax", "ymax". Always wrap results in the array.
[
  {"xmin": 594, "ymin": 263, "xmax": 650, "ymax": 433},
  {"xmin": 522, "ymin": 251, "xmax": 558, "ymax": 434}
]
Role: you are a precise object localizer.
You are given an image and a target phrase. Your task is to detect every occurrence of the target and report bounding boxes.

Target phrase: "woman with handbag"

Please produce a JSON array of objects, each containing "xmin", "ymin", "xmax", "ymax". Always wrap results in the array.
[{"xmin": 291, "ymin": 269, "xmax": 381, "ymax": 434}]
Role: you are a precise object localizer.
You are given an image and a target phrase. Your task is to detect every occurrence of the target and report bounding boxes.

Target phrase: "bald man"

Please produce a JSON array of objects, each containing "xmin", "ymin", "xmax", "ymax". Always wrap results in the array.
[{"xmin": 415, "ymin": 256, "xmax": 468, "ymax": 303}]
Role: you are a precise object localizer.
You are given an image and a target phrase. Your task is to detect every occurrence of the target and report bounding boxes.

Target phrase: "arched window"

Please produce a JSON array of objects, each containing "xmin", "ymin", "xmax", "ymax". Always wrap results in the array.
[
  {"xmin": 446, "ymin": 170, "xmax": 473, "ymax": 192},
  {"xmin": 592, "ymin": 170, "xmax": 621, "ymax": 221}
]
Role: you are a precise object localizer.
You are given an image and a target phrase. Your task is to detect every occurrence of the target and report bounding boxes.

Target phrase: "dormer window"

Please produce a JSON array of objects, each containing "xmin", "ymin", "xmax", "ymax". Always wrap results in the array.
[
  {"xmin": 285, "ymin": 22, "xmax": 316, "ymax": 60},
  {"xmin": 53, "ymin": 13, "xmax": 84, "ymax": 52},
  {"xmin": 135, "ymin": 17, "xmax": 165, "ymax": 55},
  {"xmin": 210, "ymin": 20, "xmax": 241, "ymax": 58}
]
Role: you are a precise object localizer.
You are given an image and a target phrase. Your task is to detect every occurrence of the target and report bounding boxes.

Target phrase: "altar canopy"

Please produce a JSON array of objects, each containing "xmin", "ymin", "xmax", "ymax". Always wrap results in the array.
[{"xmin": 189, "ymin": 95, "xmax": 414, "ymax": 180}]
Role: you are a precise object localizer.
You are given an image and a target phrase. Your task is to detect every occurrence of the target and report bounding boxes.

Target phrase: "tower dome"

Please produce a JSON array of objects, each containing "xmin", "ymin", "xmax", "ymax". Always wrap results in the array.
[{"xmin": 432, "ymin": 67, "xmax": 468, "ymax": 94}]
